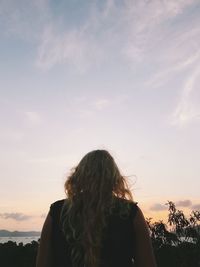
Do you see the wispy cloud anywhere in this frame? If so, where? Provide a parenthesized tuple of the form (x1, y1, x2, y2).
(123, 0, 197, 64)
(121, 0, 200, 127)
(176, 199, 192, 207)
(75, 95, 127, 118)
(0, 0, 50, 40)
(150, 203, 167, 211)
(150, 200, 194, 211)
(36, 26, 102, 72)
(171, 65, 200, 126)
(65, 95, 125, 119)
(0, 213, 31, 221)
(24, 111, 42, 126)
(145, 50, 200, 88)
(2, 0, 200, 127)
(74, 99, 110, 118)
(0, 130, 24, 141)
(192, 204, 200, 210)
(27, 155, 68, 165)
(93, 99, 110, 110)
(37, 0, 196, 70)
(2, 0, 199, 74)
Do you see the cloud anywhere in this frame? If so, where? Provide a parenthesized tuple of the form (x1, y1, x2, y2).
(93, 99, 110, 110)
(145, 50, 200, 88)
(0, 130, 24, 141)
(192, 204, 200, 210)
(38, 0, 193, 71)
(72, 95, 125, 118)
(64, 96, 112, 118)
(1, 0, 198, 73)
(123, 0, 197, 63)
(1, 0, 199, 107)
(150, 203, 167, 211)
(77, 109, 94, 119)
(27, 155, 68, 165)
(0, 0, 50, 40)
(24, 111, 42, 126)
(176, 199, 192, 207)
(0, 213, 31, 221)
(36, 25, 102, 72)
(1, 0, 200, 131)
(120, 1, 200, 127)
(171, 65, 200, 126)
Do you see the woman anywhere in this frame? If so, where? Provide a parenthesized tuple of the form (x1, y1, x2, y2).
(36, 150, 156, 267)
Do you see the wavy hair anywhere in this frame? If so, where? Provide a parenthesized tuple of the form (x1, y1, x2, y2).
(60, 149, 133, 267)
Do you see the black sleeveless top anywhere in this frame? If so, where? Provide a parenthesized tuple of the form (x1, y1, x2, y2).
(49, 198, 138, 267)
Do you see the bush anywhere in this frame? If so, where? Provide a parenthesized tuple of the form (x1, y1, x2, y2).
(147, 201, 200, 267)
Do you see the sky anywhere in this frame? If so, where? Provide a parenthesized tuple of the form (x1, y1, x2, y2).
(0, 0, 200, 231)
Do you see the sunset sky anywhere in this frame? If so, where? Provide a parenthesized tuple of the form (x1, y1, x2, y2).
(0, 0, 200, 231)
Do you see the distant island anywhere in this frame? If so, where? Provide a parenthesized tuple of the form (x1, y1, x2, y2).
(0, 230, 41, 237)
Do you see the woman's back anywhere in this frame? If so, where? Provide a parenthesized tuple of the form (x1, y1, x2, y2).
(50, 197, 138, 267)
(36, 150, 156, 267)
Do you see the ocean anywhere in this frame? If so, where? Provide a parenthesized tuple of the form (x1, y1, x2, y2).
(0, 236, 40, 245)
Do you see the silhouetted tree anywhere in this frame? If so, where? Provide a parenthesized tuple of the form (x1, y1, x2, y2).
(147, 201, 200, 267)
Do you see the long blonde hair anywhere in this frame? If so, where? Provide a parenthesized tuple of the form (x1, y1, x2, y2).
(60, 150, 133, 267)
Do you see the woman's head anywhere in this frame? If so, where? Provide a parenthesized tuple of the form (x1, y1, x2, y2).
(65, 149, 133, 202)
(61, 149, 133, 267)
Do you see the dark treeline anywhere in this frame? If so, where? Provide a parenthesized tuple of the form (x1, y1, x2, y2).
(0, 201, 199, 267)
(0, 240, 38, 267)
